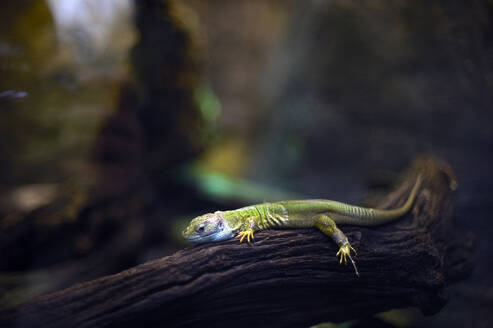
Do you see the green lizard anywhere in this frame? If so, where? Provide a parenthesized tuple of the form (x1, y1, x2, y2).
(182, 176, 422, 276)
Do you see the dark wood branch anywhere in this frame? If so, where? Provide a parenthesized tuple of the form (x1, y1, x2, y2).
(2, 156, 474, 328)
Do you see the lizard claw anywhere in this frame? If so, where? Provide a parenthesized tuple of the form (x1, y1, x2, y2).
(336, 242, 359, 277)
(236, 230, 255, 244)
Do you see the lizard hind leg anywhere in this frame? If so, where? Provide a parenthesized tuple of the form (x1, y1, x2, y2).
(314, 215, 359, 277)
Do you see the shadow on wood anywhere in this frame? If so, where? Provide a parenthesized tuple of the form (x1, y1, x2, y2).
(2, 156, 474, 328)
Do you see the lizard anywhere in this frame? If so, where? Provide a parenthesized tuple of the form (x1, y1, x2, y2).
(182, 175, 422, 276)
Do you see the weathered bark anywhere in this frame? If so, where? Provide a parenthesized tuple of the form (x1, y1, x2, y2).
(2, 156, 474, 328)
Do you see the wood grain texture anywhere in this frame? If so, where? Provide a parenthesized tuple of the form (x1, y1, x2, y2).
(2, 156, 474, 328)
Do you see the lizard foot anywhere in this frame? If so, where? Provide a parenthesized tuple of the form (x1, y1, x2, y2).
(336, 242, 359, 277)
(236, 229, 255, 243)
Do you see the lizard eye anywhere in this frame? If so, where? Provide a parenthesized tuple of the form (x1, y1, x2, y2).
(197, 225, 205, 233)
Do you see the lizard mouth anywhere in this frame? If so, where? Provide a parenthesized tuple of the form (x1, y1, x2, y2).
(183, 232, 216, 242)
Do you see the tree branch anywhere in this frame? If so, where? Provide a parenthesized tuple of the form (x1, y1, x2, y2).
(3, 156, 474, 328)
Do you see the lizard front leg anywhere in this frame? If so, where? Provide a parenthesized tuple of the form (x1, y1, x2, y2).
(236, 217, 256, 243)
(314, 214, 359, 277)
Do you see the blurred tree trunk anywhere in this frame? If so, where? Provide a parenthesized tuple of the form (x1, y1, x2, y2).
(0, 0, 205, 309)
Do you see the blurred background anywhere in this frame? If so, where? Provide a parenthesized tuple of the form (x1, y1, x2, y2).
(0, 0, 491, 327)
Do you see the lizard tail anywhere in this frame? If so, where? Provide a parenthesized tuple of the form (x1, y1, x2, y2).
(365, 174, 423, 224)
(330, 174, 423, 226)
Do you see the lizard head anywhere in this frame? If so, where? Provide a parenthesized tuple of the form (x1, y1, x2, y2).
(182, 211, 234, 243)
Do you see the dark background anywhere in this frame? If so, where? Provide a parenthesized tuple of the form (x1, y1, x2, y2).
(0, 0, 491, 327)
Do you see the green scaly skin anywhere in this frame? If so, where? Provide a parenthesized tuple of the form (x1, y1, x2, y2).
(183, 176, 422, 276)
